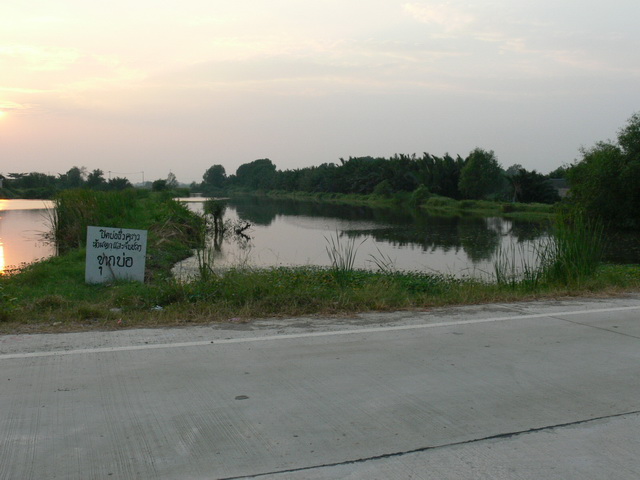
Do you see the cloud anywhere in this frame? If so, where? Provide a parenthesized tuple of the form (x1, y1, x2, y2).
(0, 45, 80, 72)
(403, 2, 475, 32)
(0, 101, 32, 111)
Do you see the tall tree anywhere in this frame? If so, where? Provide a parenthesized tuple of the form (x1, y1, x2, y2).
(86, 169, 106, 189)
(234, 159, 277, 190)
(568, 112, 640, 229)
(59, 166, 86, 189)
(507, 167, 560, 204)
(166, 172, 178, 189)
(202, 164, 227, 189)
(107, 177, 133, 191)
(458, 148, 503, 199)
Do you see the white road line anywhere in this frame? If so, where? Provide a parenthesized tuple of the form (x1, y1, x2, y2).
(1, 305, 638, 360)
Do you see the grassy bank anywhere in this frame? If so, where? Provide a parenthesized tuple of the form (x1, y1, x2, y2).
(261, 190, 555, 221)
(1, 191, 638, 334)
(1, 258, 639, 334)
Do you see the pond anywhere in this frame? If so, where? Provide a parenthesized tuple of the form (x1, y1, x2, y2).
(0, 199, 55, 274)
(3, 196, 637, 279)
(173, 197, 553, 280)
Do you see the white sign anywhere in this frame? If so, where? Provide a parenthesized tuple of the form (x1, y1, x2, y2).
(85, 226, 147, 283)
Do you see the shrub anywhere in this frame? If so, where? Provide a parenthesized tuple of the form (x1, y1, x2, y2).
(425, 196, 456, 208)
(410, 185, 431, 206)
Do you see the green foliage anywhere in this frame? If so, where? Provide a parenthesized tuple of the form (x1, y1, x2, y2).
(225, 152, 466, 201)
(0, 283, 17, 322)
(58, 166, 86, 189)
(233, 158, 277, 190)
(493, 213, 605, 289)
(86, 169, 107, 189)
(458, 148, 503, 199)
(324, 232, 366, 287)
(52, 189, 140, 252)
(493, 245, 539, 290)
(568, 112, 640, 230)
(540, 213, 605, 285)
(425, 196, 457, 208)
(373, 179, 394, 198)
(409, 185, 431, 207)
(152, 179, 168, 191)
(107, 177, 133, 191)
(50, 189, 203, 275)
(202, 164, 227, 189)
(507, 168, 560, 204)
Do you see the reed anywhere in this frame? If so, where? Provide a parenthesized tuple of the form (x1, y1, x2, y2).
(540, 213, 605, 285)
(493, 242, 544, 290)
(493, 213, 605, 288)
(324, 232, 366, 286)
(50, 189, 140, 253)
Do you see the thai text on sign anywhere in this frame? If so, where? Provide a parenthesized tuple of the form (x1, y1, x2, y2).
(85, 226, 147, 283)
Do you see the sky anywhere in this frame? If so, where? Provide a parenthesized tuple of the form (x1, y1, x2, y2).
(1, 0, 639, 184)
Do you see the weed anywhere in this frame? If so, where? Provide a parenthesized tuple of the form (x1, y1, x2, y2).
(539, 213, 605, 285)
(493, 242, 544, 290)
(324, 232, 366, 287)
(76, 305, 106, 320)
(33, 295, 67, 311)
(367, 246, 396, 274)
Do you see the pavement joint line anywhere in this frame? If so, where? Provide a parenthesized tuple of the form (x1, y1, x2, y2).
(549, 315, 640, 339)
(1, 305, 639, 361)
(220, 410, 640, 480)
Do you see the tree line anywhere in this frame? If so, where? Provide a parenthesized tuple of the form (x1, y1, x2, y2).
(0, 168, 134, 199)
(3, 112, 638, 230)
(198, 148, 562, 204)
(197, 111, 640, 230)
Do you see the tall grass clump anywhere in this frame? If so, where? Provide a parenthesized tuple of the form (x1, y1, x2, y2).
(50, 189, 140, 253)
(0, 283, 17, 322)
(494, 213, 605, 289)
(539, 213, 605, 285)
(493, 242, 544, 290)
(324, 232, 366, 287)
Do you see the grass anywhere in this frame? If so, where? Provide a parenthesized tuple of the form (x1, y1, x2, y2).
(0, 191, 638, 334)
(493, 212, 607, 290)
(2, 258, 639, 334)
(324, 232, 367, 287)
(263, 190, 555, 221)
(539, 213, 605, 285)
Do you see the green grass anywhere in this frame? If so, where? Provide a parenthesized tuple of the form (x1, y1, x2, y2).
(324, 232, 367, 287)
(0, 191, 637, 333)
(2, 256, 639, 333)
(262, 190, 555, 221)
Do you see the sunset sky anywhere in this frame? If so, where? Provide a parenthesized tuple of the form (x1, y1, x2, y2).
(2, 1, 639, 184)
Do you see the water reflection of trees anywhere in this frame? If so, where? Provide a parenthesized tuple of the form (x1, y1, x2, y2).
(227, 197, 550, 264)
(228, 197, 415, 226)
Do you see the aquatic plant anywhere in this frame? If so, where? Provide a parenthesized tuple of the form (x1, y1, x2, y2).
(324, 232, 366, 287)
(539, 212, 605, 285)
(494, 212, 605, 288)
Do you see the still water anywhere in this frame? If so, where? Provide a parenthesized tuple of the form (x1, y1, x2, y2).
(5, 197, 636, 279)
(174, 197, 551, 279)
(0, 199, 55, 273)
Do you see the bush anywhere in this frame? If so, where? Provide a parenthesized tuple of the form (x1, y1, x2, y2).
(568, 112, 640, 230)
(410, 185, 431, 206)
(373, 180, 394, 198)
(458, 200, 476, 210)
(425, 196, 456, 208)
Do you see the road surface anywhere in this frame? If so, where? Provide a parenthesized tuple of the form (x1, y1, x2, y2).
(1, 295, 640, 479)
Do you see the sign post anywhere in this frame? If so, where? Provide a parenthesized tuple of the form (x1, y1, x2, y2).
(85, 226, 147, 284)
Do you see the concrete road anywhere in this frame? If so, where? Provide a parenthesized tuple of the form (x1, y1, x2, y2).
(1, 295, 639, 479)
